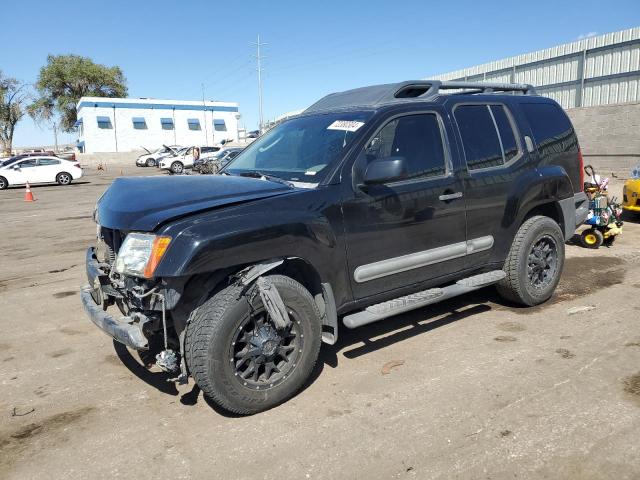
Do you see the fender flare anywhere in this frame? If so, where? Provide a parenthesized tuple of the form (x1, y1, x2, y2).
(235, 258, 339, 345)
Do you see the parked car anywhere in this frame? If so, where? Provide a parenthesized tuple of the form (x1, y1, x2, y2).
(136, 145, 182, 167)
(81, 80, 587, 414)
(246, 130, 260, 138)
(56, 150, 77, 162)
(0, 156, 83, 189)
(158, 146, 220, 174)
(192, 147, 244, 173)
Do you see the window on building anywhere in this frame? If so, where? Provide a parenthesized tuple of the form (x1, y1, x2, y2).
(362, 113, 446, 180)
(187, 118, 201, 131)
(213, 119, 227, 132)
(97, 116, 113, 129)
(132, 117, 147, 130)
(455, 105, 504, 170)
(160, 118, 174, 130)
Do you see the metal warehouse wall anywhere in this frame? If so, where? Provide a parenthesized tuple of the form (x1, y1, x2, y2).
(431, 27, 640, 109)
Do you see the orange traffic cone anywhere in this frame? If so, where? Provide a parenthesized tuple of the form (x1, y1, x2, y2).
(24, 182, 35, 202)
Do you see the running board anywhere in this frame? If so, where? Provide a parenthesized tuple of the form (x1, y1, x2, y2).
(343, 270, 506, 329)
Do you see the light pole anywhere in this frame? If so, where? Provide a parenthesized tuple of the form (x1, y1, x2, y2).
(235, 113, 241, 143)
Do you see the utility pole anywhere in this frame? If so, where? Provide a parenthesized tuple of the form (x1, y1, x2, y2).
(252, 34, 267, 133)
(202, 83, 210, 146)
(53, 121, 58, 152)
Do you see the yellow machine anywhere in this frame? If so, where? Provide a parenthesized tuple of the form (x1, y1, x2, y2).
(623, 178, 640, 215)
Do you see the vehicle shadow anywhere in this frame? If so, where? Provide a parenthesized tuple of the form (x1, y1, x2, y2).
(5, 181, 91, 189)
(110, 288, 504, 417)
(318, 289, 495, 369)
(112, 339, 179, 396)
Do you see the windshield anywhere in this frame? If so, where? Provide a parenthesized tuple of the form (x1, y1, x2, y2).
(1, 157, 22, 168)
(225, 111, 373, 183)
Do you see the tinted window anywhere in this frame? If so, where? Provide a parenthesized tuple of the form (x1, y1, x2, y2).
(521, 103, 577, 152)
(18, 159, 38, 168)
(364, 114, 446, 180)
(490, 105, 519, 162)
(455, 105, 503, 170)
(213, 119, 227, 132)
(188, 119, 201, 131)
(160, 118, 174, 130)
(38, 158, 60, 166)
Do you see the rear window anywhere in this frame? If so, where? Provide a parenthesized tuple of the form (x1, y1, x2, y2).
(521, 103, 578, 153)
(455, 105, 504, 170)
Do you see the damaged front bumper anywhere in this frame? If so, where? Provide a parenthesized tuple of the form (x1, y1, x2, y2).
(80, 285, 149, 350)
(81, 247, 150, 350)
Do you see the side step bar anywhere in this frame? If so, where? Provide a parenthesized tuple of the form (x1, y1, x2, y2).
(343, 270, 506, 329)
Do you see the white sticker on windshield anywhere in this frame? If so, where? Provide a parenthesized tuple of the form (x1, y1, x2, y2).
(327, 120, 365, 132)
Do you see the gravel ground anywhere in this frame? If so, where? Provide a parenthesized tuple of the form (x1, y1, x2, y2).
(1, 165, 639, 479)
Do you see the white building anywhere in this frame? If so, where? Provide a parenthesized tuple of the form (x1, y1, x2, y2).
(75, 97, 241, 153)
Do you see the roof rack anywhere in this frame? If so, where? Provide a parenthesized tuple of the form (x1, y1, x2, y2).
(305, 80, 537, 113)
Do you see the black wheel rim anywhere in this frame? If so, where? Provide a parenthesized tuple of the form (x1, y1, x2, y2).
(527, 234, 558, 289)
(229, 308, 302, 391)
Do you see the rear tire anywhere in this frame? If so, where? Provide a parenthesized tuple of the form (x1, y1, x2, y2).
(56, 172, 72, 185)
(0, 176, 7, 190)
(170, 161, 184, 174)
(497, 215, 565, 306)
(580, 228, 604, 249)
(185, 275, 322, 415)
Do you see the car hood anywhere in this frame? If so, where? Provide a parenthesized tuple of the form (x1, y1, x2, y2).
(96, 175, 294, 231)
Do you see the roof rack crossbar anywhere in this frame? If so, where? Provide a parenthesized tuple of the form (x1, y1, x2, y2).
(436, 80, 537, 95)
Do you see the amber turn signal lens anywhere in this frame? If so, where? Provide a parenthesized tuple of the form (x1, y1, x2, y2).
(143, 236, 172, 278)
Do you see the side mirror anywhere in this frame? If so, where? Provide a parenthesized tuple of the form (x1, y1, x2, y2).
(363, 156, 407, 185)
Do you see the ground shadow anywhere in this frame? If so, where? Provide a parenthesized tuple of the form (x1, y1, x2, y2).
(6, 181, 91, 190)
(112, 340, 179, 396)
(319, 290, 497, 369)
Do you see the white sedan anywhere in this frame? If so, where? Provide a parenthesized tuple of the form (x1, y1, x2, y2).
(0, 156, 83, 189)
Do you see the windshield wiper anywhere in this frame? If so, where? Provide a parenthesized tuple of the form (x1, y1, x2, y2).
(238, 170, 293, 187)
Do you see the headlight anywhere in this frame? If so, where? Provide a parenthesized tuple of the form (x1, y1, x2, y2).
(114, 233, 171, 278)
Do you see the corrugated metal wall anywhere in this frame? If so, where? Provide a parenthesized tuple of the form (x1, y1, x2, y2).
(430, 27, 640, 108)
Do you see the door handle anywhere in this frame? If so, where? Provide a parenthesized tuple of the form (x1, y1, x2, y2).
(439, 191, 463, 201)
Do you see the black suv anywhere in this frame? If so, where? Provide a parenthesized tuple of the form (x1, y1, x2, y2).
(82, 80, 588, 414)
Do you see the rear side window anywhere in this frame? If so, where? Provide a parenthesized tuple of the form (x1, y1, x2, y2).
(455, 105, 504, 170)
(38, 158, 60, 166)
(490, 105, 518, 162)
(364, 113, 446, 179)
(521, 103, 578, 153)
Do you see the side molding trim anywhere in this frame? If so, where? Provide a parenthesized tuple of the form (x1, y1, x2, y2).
(353, 235, 494, 283)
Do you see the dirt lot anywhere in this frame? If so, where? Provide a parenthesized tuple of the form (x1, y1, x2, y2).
(1, 166, 639, 479)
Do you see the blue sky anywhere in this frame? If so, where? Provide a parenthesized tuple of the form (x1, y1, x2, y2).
(2, 0, 638, 147)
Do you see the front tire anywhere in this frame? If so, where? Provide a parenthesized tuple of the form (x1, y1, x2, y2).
(56, 172, 72, 185)
(185, 275, 322, 414)
(497, 215, 565, 306)
(146, 158, 156, 167)
(170, 161, 184, 174)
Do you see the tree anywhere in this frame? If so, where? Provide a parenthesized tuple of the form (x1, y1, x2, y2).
(0, 71, 29, 155)
(30, 54, 127, 132)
